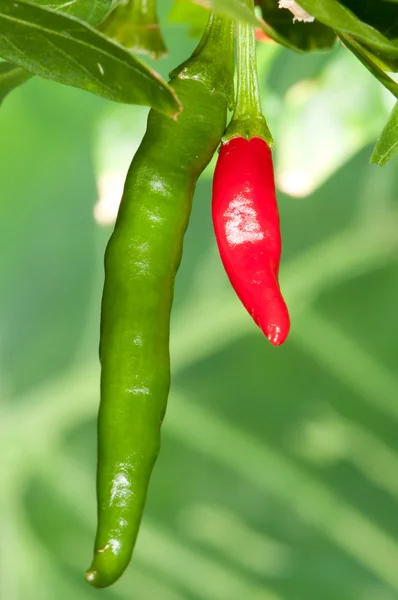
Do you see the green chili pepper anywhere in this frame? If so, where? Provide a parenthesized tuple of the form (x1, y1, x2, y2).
(85, 13, 234, 589)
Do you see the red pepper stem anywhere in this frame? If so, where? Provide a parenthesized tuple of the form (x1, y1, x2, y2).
(224, 0, 274, 145)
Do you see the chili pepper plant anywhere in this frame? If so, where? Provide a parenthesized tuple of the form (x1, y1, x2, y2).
(0, 0, 397, 592)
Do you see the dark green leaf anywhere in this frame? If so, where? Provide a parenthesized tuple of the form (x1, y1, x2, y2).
(0, 0, 180, 116)
(258, 0, 336, 52)
(335, 1, 398, 72)
(0, 0, 119, 108)
(0, 61, 33, 104)
(99, 0, 167, 59)
(298, 0, 398, 57)
(339, 33, 398, 99)
(30, 0, 114, 26)
(371, 102, 398, 165)
(361, 45, 398, 73)
(338, 0, 398, 42)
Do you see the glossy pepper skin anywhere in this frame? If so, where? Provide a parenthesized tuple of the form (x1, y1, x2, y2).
(86, 15, 234, 589)
(212, 136, 290, 345)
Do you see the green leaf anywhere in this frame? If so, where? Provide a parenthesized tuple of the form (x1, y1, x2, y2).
(99, 0, 167, 59)
(0, 0, 180, 116)
(339, 0, 398, 71)
(361, 45, 398, 73)
(258, 0, 336, 52)
(339, 33, 398, 99)
(339, 0, 398, 42)
(0, 61, 33, 104)
(371, 102, 398, 165)
(0, 0, 117, 108)
(298, 0, 398, 57)
(30, 0, 114, 26)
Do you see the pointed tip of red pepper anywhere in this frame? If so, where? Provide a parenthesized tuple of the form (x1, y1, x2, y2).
(266, 321, 290, 346)
(258, 296, 290, 346)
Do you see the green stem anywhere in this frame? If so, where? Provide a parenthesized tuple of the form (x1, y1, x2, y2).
(225, 0, 274, 144)
(170, 13, 235, 104)
(234, 0, 262, 119)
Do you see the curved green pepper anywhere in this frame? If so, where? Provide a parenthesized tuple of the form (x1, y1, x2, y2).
(86, 13, 234, 589)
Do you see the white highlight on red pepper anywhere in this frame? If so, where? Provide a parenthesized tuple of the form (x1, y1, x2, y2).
(224, 195, 264, 246)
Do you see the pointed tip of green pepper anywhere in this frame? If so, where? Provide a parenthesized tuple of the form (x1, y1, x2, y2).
(85, 548, 129, 588)
(85, 569, 100, 587)
(85, 532, 134, 587)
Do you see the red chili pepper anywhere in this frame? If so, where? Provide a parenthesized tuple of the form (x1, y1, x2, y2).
(212, 136, 290, 346)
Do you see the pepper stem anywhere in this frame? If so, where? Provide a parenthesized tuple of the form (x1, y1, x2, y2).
(169, 13, 235, 105)
(224, 0, 274, 144)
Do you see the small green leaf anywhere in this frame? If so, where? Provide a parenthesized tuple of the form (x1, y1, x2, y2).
(339, 33, 398, 99)
(371, 102, 398, 165)
(99, 0, 167, 59)
(298, 0, 398, 57)
(0, 0, 180, 116)
(30, 0, 114, 26)
(0, 61, 33, 104)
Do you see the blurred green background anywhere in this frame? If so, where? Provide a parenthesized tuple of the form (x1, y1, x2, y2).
(1, 3, 398, 599)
